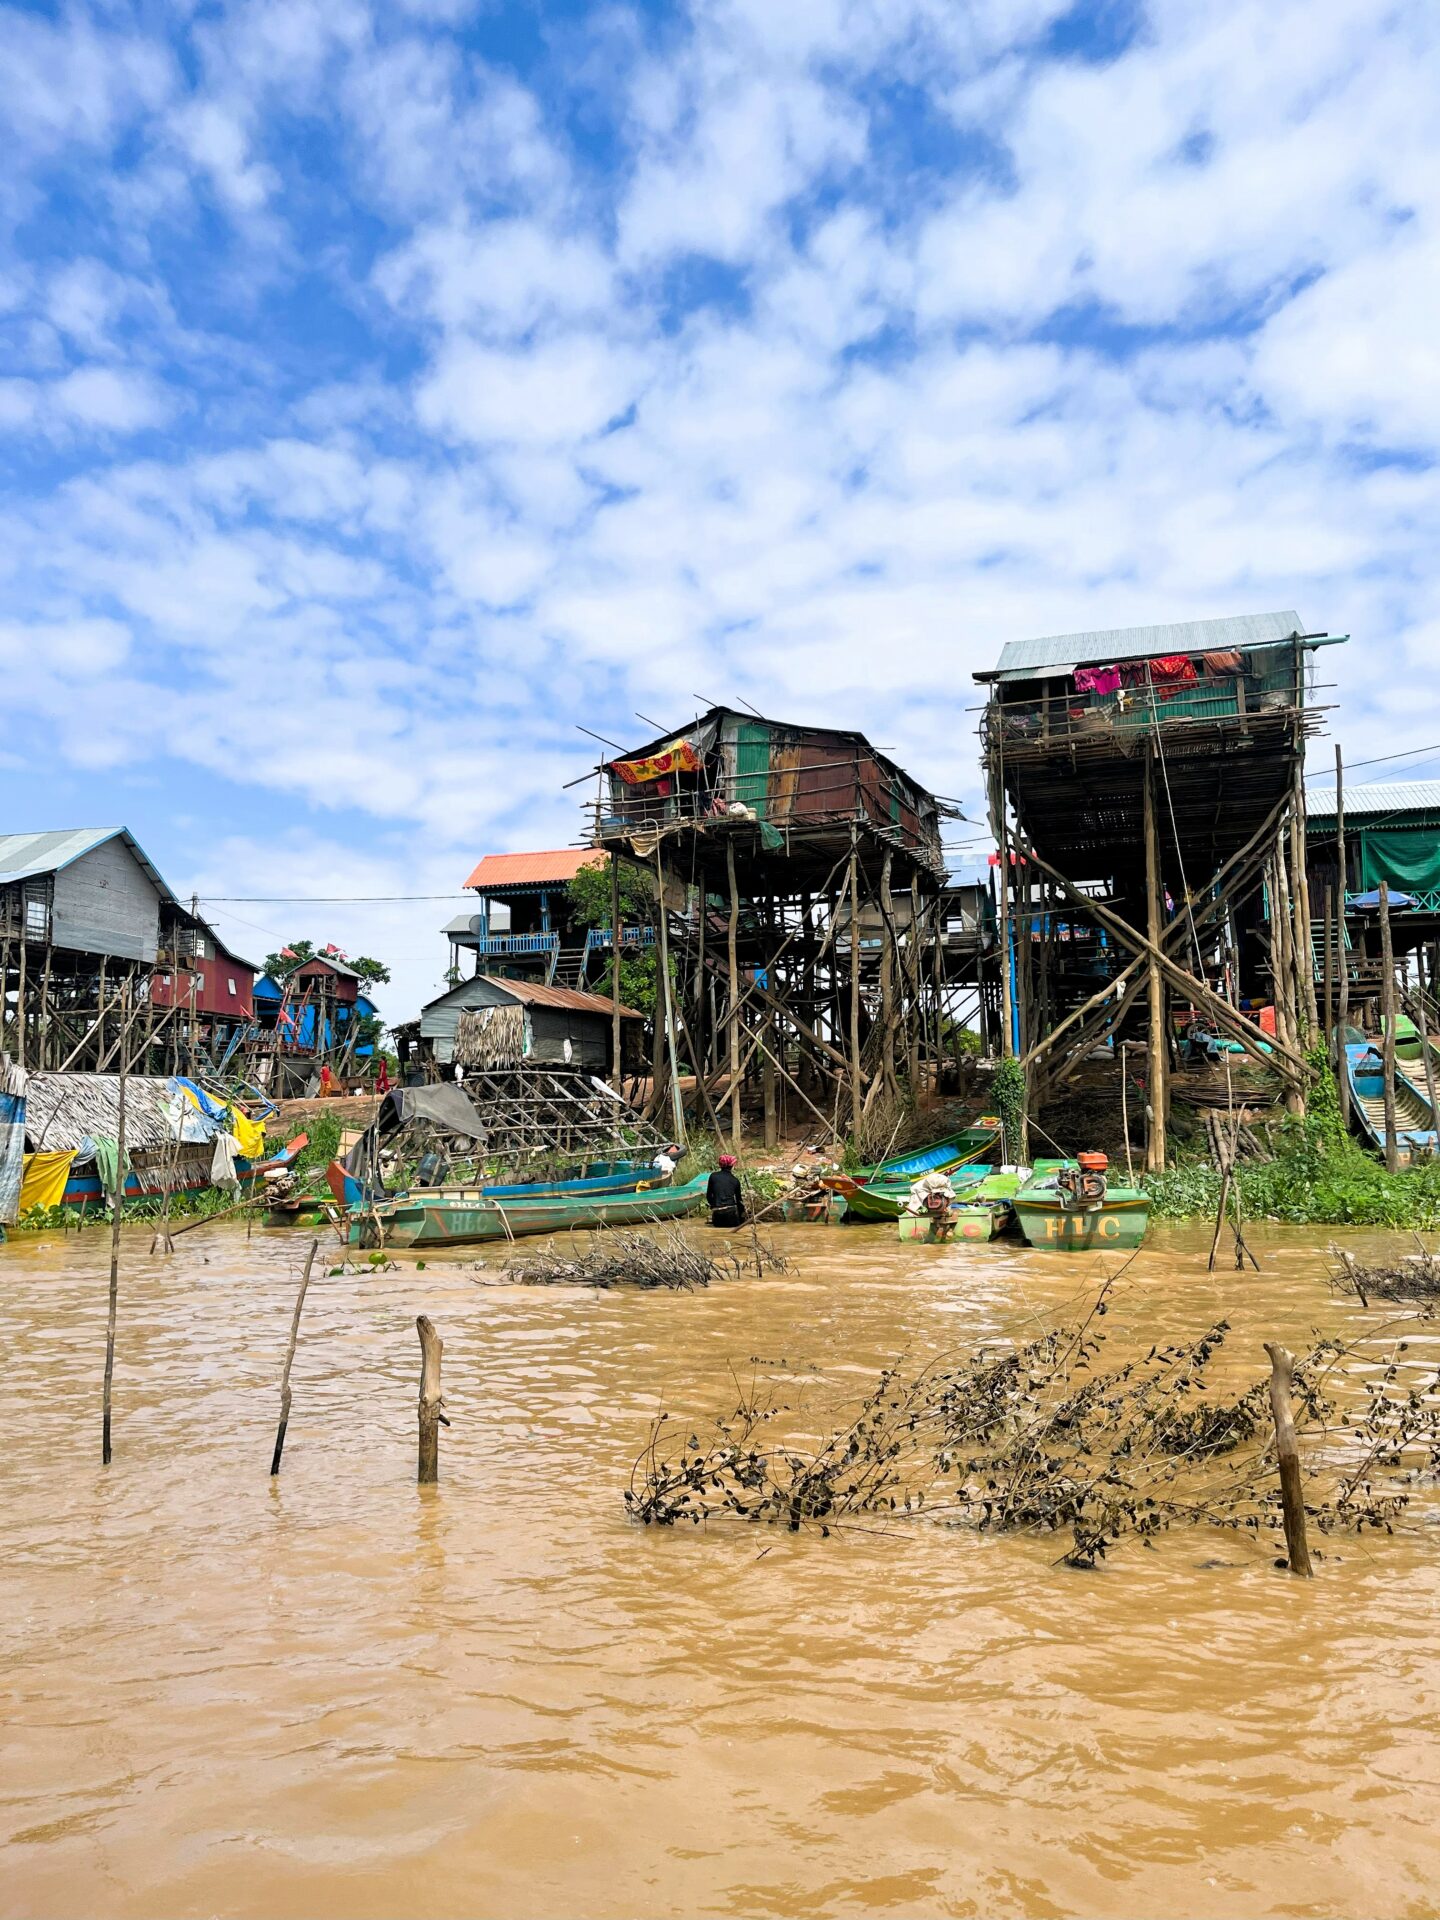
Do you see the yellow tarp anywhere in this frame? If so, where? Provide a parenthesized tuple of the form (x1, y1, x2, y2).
(176, 1086, 267, 1163)
(20, 1150, 76, 1213)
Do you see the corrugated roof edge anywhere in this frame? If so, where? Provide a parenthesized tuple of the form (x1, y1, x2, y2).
(0, 825, 179, 902)
(1306, 781, 1440, 817)
(974, 611, 1313, 682)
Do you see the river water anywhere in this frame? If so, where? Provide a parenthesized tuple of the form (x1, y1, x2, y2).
(4, 1217, 1439, 1919)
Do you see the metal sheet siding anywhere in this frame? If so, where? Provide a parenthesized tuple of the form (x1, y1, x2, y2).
(985, 610, 1305, 681)
(50, 836, 162, 961)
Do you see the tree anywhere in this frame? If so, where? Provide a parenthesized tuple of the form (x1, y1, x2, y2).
(262, 938, 392, 988)
(566, 860, 655, 932)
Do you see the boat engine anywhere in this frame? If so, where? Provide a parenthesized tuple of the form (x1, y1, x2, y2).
(1057, 1152, 1108, 1209)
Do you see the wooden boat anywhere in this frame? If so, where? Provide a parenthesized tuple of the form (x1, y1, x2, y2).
(1345, 1042, 1438, 1166)
(1013, 1159, 1150, 1250)
(819, 1121, 1001, 1204)
(833, 1161, 990, 1223)
(897, 1169, 1025, 1242)
(53, 1132, 308, 1216)
(325, 1155, 653, 1213)
(350, 1172, 710, 1249)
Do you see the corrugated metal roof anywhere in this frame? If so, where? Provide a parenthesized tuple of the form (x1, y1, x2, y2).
(488, 977, 643, 1019)
(1306, 781, 1440, 818)
(977, 611, 1307, 683)
(464, 849, 603, 890)
(0, 826, 177, 900)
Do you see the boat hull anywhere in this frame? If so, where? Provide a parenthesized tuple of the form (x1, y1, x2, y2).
(356, 1173, 709, 1248)
(819, 1123, 1001, 1198)
(897, 1203, 1008, 1242)
(1013, 1192, 1150, 1249)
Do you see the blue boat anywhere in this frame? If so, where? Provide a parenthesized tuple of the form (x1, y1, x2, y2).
(1345, 1042, 1438, 1165)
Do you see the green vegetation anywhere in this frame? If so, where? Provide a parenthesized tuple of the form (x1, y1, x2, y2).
(992, 1056, 1026, 1161)
(12, 1184, 242, 1234)
(262, 938, 392, 987)
(566, 863, 662, 1021)
(1146, 1048, 1440, 1227)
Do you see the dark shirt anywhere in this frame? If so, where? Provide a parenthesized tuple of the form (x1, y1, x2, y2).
(706, 1168, 746, 1224)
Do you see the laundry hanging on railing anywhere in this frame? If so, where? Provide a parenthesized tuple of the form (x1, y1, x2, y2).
(609, 740, 701, 785)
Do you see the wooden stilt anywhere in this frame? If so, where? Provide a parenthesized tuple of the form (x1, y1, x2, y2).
(1379, 881, 1400, 1172)
(1322, 883, 1335, 1067)
(848, 829, 862, 1135)
(1143, 748, 1167, 1171)
(610, 850, 622, 1084)
(1335, 746, 1350, 1124)
(726, 835, 742, 1147)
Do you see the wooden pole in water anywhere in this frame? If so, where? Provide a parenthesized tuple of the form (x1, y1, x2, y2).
(1379, 881, 1400, 1173)
(416, 1314, 444, 1484)
(726, 834, 742, 1148)
(1335, 746, 1350, 1123)
(1143, 747, 1167, 1171)
(1263, 1341, 1313, 1577)
(102, 979, 130, 1466)
(270, 1237, 319, 1475)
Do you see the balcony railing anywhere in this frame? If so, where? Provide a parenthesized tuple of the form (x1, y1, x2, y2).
(585, 927, 657, 950)
(984, 664, 1303, 751)
(470, 932, 558, 957)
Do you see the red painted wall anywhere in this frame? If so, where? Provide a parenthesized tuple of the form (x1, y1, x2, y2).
(152, 956, 255, 1018)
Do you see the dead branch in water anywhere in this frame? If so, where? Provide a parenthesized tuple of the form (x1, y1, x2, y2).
(1330, 1243, 1440, 1306)
(497, 1226, 790, 1292)
(625, 1284, 1440, 1568)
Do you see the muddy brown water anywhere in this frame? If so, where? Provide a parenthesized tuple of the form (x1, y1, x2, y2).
(4, 1218, 1440, 1919)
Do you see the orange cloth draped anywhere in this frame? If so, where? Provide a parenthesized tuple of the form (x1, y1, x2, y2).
(610, 741, 701, 785)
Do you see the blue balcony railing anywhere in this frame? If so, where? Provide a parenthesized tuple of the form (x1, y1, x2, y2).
(471, 932, 558, 957)
(585, 927, 657, 950)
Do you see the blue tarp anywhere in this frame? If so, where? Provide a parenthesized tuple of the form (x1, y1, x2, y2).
(1350, 889, 1416, 910)
(0, 1058, 25, 1225)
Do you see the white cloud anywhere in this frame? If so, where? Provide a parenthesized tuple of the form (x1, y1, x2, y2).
(415, 335, 646, 446)
(50, 365, 173, 432)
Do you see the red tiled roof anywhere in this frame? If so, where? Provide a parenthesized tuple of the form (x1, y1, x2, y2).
(463, 848, 602, 890)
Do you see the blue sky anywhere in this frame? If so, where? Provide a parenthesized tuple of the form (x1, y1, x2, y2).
(3, 0, 1437, 1020)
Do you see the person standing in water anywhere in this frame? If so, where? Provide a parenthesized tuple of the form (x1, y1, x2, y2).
(706, 1153, 746, 1227)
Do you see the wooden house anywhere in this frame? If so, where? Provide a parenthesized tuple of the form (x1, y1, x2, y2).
(150, 908, 257, 1051)
(419, 975, 642, 1076)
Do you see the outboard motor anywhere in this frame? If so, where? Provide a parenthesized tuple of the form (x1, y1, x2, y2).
(1058, 1151, 1108, 1209)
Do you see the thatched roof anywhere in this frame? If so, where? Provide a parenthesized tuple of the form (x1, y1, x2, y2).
(24, 1073, 192, 1151)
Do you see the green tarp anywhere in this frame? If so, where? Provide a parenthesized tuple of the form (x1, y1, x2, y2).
(1358, 827, 1440, 896)
(733, 721, 770, 818)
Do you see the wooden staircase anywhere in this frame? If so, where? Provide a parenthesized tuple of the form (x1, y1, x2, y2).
(548, 946, 588, 990)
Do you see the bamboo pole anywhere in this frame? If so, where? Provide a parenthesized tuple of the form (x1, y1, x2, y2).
(990, 760, 1014, 1060)
(1335, 745, 1350, 1123)
(1414, 974, 1439, 1144)
(102, 979, 130, 1467)
(1143, 748, 1167, 1170)
(878, 848, 896, 1099)
(848, 829, 862, 1135)
(1379, 881, 1400, 1173)
(726, 835, 742, 1147)
(1291, 770, 1318, 1038)
(270, 1238, 319, 1475)
(610, 851, 622, 1085)
(1323, 883, 1335, 1069)
(416, 1314, 445, 1485)
(1263, 1342, 1313, 1577)
(652, 844, 686, 1144)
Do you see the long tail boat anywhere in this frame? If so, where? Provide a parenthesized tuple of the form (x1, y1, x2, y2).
(325, 1155, 655, 1213)
(897, 1168, 1026, 1241)
(349, 1171, 710, 1249)
(820, 1120, 1002, 1214)
(840, 1162, 991, 1224)
(1012, 1157, 1150, 1250)
(1345, 1042, 1438, 1166)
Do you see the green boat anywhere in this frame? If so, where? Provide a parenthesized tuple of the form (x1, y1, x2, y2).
(1012, 1162, 1150, 1250)
(839, 1162, 990, 1223)
(820, 1121, 1000, 1206)
(897, 1169, 1026, 1242)
(351, 1172, 710, 1249)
